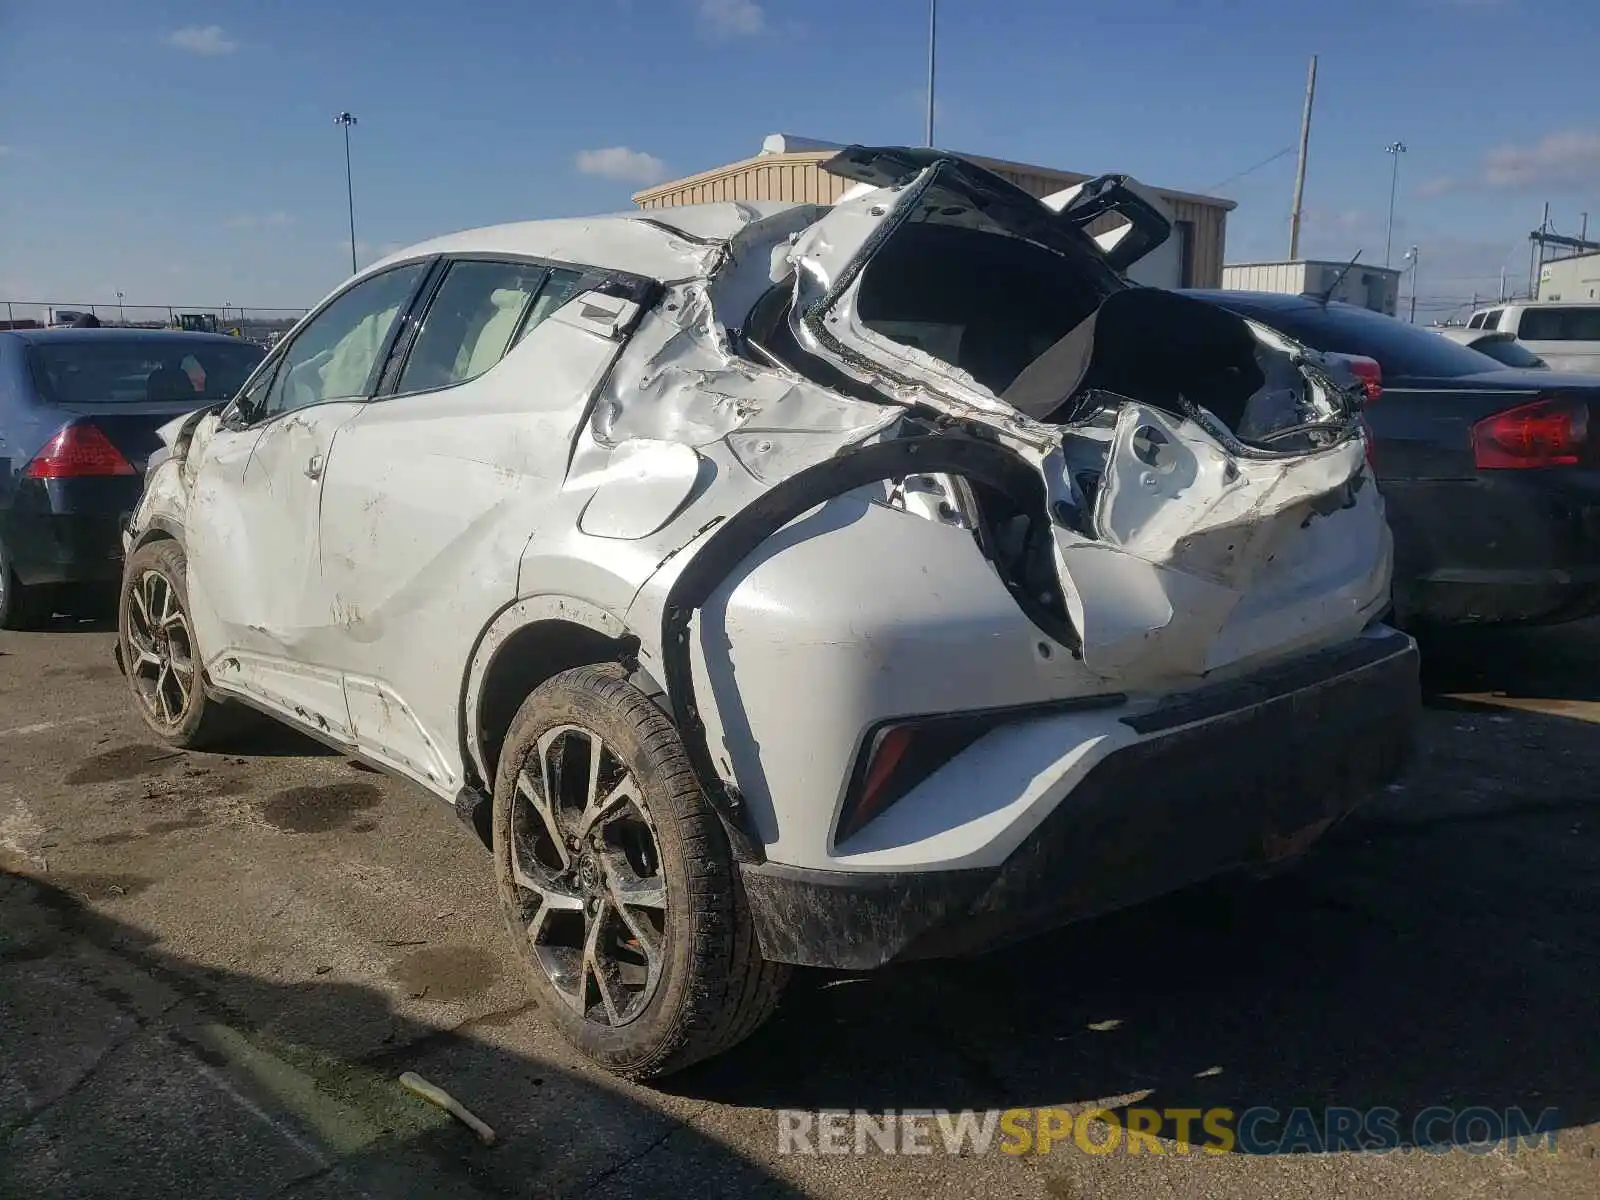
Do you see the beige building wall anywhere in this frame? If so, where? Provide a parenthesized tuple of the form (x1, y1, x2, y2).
(633, 149, 1235, 288)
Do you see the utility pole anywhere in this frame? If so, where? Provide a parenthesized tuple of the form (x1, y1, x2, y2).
(1404, 245, 1420, 323)
(1384, 141, 1407, 267)
(335, 112, 359, 275)
(1287, 54, 1317, 260)
(1530, 202, 1549, 297)
(925, 0, 937, 148)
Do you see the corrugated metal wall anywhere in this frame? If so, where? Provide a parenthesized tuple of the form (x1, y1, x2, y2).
(635, 153, 1232, 288)
(1221, 263, 1311, 295)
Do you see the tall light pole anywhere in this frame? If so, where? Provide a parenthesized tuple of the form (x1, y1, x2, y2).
(1384, 140, 1407, 267)
(335, 112, 359, 274)
(115, 291, 125, 324)
(925, 0, 937, 147)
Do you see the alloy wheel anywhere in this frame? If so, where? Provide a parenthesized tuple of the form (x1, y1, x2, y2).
(125, 569, 197, 729)
(507, 725, 669, 1027)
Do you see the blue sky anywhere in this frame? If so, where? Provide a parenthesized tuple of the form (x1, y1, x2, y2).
(2, 0, 1597, 320)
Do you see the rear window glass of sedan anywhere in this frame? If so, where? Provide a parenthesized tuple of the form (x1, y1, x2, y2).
(1472, 338, 1547, 369)
(29, 338, 266, 405)
(1516, 306, 1600, 341)
(1211, 300, 1502, 379)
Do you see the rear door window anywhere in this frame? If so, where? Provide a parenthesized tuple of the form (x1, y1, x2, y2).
(1516, 306, 1600, 341)
(396, 262, 586, 394)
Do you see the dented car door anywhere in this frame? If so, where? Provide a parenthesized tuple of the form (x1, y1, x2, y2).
(185, 262, 430, 740)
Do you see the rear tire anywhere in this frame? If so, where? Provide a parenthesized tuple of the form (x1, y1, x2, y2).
(0, 540, 48, 631)
(118, 539, 238, 748)
(492, 665, 788, 1079)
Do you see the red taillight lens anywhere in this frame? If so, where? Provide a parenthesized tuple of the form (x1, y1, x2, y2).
(1345, 355, 1383, 404)
(1472, 397, 1590, 469)
(836, 726, 917, 843)
(23, 421, 136, 478)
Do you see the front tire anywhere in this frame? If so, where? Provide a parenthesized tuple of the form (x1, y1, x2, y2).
(118, 539, 235, 747)
(492, 665, 788, 1079)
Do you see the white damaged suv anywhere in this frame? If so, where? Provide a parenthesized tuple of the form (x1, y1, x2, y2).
(117, 147, 1417, 1078)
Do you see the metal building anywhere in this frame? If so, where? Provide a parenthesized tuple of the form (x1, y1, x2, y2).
(1221, 260, 1402, 316)
(632, 134, 1236, 290)
(1538, 251, 1600, 301)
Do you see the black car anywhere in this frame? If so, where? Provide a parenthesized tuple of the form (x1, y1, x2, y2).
(1184, 291, 1600, 626)
(0, 329, 265, 627)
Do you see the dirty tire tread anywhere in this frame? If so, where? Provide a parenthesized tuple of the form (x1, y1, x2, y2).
(118, 539, 244, 750)
(493, 664, 788, 1079)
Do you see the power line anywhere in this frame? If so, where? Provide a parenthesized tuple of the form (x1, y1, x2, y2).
(1206, 146, 1297, 194)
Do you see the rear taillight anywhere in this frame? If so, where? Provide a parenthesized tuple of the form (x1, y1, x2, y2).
(1472, 397, 1590, 469)
(835, 720, 987, 843)
(23, 421, 136, 478)
(1345, 355, 1383, 404)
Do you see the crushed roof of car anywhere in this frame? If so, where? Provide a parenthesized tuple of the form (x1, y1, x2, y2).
(368, 201, 809, 282)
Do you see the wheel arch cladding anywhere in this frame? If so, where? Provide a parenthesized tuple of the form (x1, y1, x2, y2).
(471, 617, 639, 788)
(130, 517, 183, 553)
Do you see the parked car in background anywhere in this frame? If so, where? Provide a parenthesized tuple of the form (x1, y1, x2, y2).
(0, 328, 265, 627)
(118, 148, 1415, 1079)
(1188, 291, 1600, 626)
(1433, 326, 1549, 369)
(1461, 302, 1600, 373)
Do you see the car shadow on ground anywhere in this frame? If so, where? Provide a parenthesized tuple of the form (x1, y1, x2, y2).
(668, 622, 1600, 1153)
(1, 867, 805, 1199)
(29, 587, 119, 633)
(1416, 616, 1600, 707)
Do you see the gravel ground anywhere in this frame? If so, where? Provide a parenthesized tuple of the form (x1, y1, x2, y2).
(2, 605, 1597, 1199)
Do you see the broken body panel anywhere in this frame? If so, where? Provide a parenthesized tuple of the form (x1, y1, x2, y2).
(128, 148, 1402, 908)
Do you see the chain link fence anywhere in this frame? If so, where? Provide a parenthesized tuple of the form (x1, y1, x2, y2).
(1, 300, 308, 345)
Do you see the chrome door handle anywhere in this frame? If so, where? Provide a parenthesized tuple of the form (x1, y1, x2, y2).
(305, 453, 324, 480)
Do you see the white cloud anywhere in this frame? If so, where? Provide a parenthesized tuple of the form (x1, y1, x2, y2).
(1416, 175, 1459, 198)
(224, 211, 294, 230)
(165, 26, 238, 56)
(696, 0, 765, 38)
(575, 146, 670, 185)
(0, 145, 11, 157)
(1484, 129, 1600, 190)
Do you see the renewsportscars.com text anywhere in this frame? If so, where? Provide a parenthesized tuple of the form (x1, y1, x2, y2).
(777, 1106, 1562, 1157)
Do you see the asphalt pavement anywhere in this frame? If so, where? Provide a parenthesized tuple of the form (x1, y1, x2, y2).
(3, 604, 1598, 1199)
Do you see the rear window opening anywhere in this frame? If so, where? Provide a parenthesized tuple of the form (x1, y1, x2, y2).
(29, 339, 266, 406)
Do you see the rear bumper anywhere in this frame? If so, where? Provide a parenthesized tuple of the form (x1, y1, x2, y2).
(1, 510, 126, 586)
(1383, 474, 1600, 625)
(739, 628, 1419, 970)
(1, 477, 143, 586)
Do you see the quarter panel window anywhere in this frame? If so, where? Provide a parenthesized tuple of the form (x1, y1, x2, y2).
(256, 264, 427, 421)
